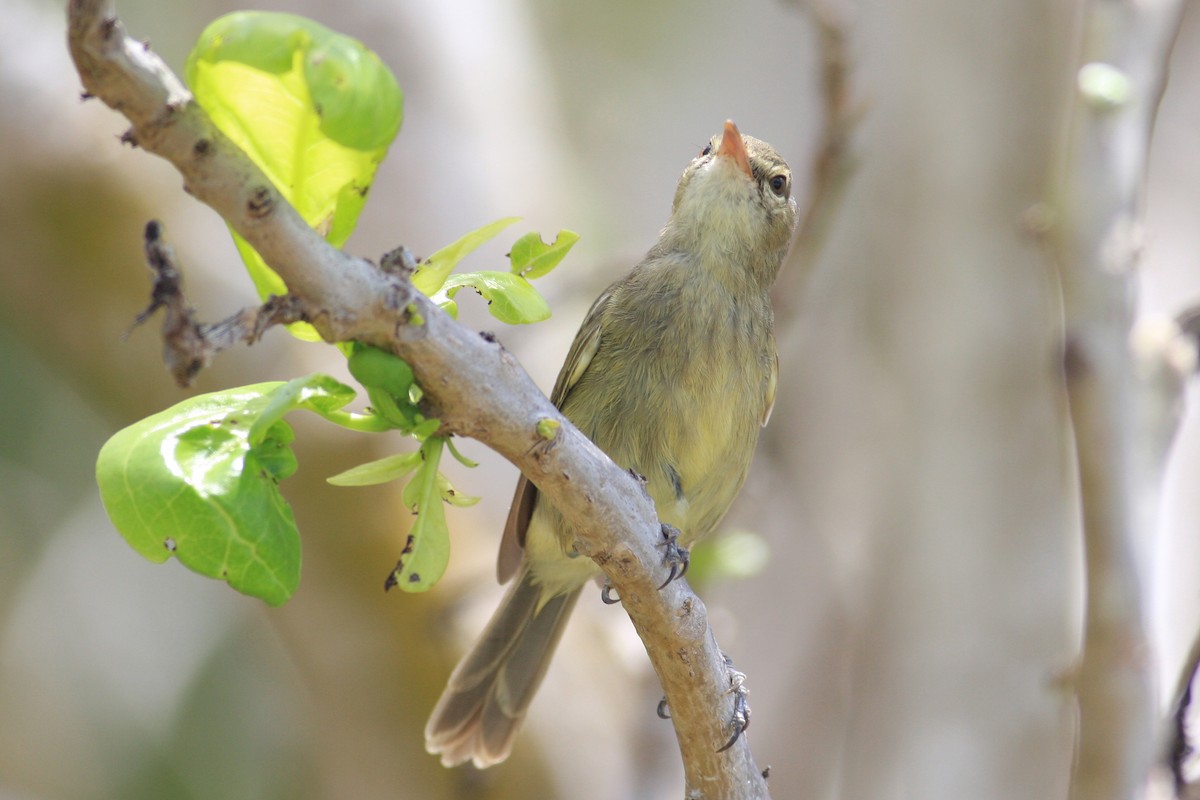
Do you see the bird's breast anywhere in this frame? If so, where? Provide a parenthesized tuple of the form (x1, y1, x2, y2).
(562, 262, 774, 540)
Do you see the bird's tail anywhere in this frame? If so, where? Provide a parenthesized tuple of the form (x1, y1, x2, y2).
(424, 568, 581, 768)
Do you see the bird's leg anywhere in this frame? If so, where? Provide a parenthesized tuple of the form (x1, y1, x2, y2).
(716, 653, 751, 752)
(656, 523, 690, 589)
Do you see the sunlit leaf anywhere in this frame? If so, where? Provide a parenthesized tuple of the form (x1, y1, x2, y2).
(185, 11, 404, 341)
(386, 438, 450, 591)
(508, 229, 579, 280)
(436, 472, 480, 507)
(326, 450, 424, 486)
(96, 376, 358, 605)
(412, 217, 521, 296)
(434, 271, 550, 325)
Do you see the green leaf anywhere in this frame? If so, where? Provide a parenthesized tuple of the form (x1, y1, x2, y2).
(327, 450, 424, 486)
(386, 438, 450, 592)
(412, 217, 521, 296)
(410, 417, 441, 439)
(95, 376, 358, 605)
(248, 372, 358, 442)
(346, 343, 414, 399)
(434, 271, 551, 325)
(435, 296, 459, 319)
(346, 343, 423, 431)
(436, 472, 480, 507)
(445, 438, 478, 468)
(185, 12, 403, 340)
(508, 229, 580, 280)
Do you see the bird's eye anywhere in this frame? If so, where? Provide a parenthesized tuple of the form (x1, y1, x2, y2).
(699, 143, 713, 157)
(768, 173, 789, 196)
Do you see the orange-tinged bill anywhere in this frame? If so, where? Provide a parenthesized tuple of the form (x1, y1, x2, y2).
(717, 120, 752, 178)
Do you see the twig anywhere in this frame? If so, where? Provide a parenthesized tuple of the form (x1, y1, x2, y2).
(1041, 1, 1188, 799)
(133, 220, 307, 386)
(66, 1, 769, 795)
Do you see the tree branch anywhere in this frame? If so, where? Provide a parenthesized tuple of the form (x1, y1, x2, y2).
(1042, 1, 1187, 798)
(67, 0, 770, 795)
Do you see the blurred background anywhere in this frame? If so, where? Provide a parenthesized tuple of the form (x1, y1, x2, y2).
(2, 0, 1199, 798)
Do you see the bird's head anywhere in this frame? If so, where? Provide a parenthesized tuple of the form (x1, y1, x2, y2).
(664, 121, 798, 287)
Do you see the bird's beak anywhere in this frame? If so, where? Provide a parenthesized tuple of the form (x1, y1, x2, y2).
(717, 120, 752, 179)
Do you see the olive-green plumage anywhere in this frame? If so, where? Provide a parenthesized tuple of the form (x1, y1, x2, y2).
(426, 123, 798, 768)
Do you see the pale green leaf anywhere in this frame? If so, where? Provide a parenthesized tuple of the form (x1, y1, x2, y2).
(412, 217, 521, 296)
(436, 473, 480, 507)
(96, 376, 358, 605)
(509, 229, 580, 280)
(387, 438, 450, 591)
(185, 11, 403, 340)
(326, 450, 424, 486)
(434, 271, 551, 325)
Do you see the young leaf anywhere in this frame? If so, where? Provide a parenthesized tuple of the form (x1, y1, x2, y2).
(445, 438, 479, 468)
(185, 12, 404, 341)
(346, 343, 422, 431)
(386, 438, 450, 592)
(327, 450, 424, 486)
(434, 296, 460, 320)
(95, 376, 358, 605)
(346, 343, 415, 399)
(434, 271, 551, 325)
(508, 229, 580, 280)
(412, 217, 521, 296)
(436, 472, 480, 507)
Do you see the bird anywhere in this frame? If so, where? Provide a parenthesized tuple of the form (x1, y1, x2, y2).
(425, 121, 798, 768)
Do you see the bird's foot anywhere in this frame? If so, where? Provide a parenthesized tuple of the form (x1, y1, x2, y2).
(717, 654, 751, 752)
(600, 580, 621, 605)
(654, 654, 751, 752)
(656, 524, 690, 589)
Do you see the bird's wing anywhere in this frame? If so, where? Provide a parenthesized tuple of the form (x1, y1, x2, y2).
(496, 287, 613, 583)
(762, 344, 778, 427)
(547, 287, 610, 407)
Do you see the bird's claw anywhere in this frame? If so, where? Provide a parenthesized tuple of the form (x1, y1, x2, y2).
(716, 654, 751, 753)
(656, 524, 690, 590)
(600, 581, 621, 605)
(657, 698, 671, 719)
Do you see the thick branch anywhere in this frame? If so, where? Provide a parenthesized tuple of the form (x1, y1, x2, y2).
(1044, 1, 1187, 798)
(67, 1, 769, 795)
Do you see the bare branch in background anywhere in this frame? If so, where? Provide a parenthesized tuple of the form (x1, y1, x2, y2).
(1167, 628, 1200, 798)
(67, 0, 773, 795)
(1042, 1, 1188, 798)
(1153, 301, 1200, 798)
(776, 0, 861, 317)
